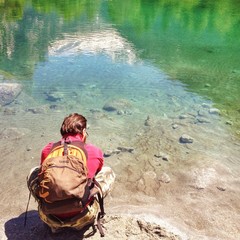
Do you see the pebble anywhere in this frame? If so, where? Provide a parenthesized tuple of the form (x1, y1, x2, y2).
(104, 149, 121, 157)
(26, 107, 46, 114)
(154, 152, 170, 161)
(197, 109, 208, 117)
(44, 92, 62, 102)
(225, 121, 233, 125)
(144, 116, 151, 126)
(179, 114, 188, 119)
(172, 124, 178, 129)
(179, 134, 194, 143)
(104, 147, 133, 157)
(209, 108, 220, 115)
(117, 146, 134, 153)
(195, 117, 211, 124)
(217, 185, 227, 191)
(159, 173, 171, 183)
(117, 109, 132, 115)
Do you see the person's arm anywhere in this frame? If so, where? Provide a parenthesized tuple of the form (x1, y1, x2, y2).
(85, 144, 104, 179)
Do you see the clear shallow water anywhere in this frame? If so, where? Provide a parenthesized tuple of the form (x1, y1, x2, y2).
(0, 0, 239, 183)
(0, 1, 239, 170)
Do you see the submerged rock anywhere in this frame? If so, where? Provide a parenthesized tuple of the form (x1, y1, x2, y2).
(195, 117, 211, 124)
(190, 168, 217, 190)
(179, 114, 188, 119)
(216, 185, 227, 191)
(44, 91, 63, 102)
(179, 134, 194, 143)
(172, 124, 179, 129)
(144, 115, 151, 126)
(103, 103, 117, 112)
(104, 146, 134, 157)
(0, 83, 22, 106)
(209, 108, 220, 115)
(26, 106, 47, 114)
(104, 149, 121, 157)
(103, 99, 132, 113)
(117, 146, 134, 153)
(159, 173, 171, 183)
(154, 152, 170, 161)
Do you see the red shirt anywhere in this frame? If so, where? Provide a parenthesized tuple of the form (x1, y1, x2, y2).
(41, 133, 104, 179)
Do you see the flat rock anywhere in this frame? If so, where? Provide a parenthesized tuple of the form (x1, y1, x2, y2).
(190, 168, 217, 189)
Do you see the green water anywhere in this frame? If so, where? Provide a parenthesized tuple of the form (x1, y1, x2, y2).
(0, 0, 240, 134)
(106, 0, 240, 133)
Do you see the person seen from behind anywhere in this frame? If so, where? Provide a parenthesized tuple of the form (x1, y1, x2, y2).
(27, 113, 115, 235)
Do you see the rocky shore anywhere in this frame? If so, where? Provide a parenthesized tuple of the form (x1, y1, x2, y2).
(1, 213, 182, 240)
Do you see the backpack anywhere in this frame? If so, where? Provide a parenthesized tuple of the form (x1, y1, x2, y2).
(37, 140, 90, 209)
(34, 139, 105, 236)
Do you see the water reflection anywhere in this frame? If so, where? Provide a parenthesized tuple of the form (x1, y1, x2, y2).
(49, 30, 136, 64)
(106, 0, 240, 133)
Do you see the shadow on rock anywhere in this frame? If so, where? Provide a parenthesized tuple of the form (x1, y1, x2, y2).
(4, 210, 96, 240)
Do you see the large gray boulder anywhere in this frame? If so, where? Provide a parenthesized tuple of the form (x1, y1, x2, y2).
(0, 83, 22, 106)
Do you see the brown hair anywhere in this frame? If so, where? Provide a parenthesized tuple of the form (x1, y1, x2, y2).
(60, 113, 87, 136)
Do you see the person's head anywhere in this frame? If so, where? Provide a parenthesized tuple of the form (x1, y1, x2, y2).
(60, 113, 87, 140)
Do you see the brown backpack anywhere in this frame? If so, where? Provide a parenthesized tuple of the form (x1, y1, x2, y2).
(26, 140, 105, 236)
(37, 140, 91, 214)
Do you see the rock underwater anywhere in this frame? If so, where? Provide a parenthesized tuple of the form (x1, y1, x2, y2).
(0, 83, 22, 106)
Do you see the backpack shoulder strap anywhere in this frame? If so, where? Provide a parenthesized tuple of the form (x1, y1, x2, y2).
(70, 141, 88, 159)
